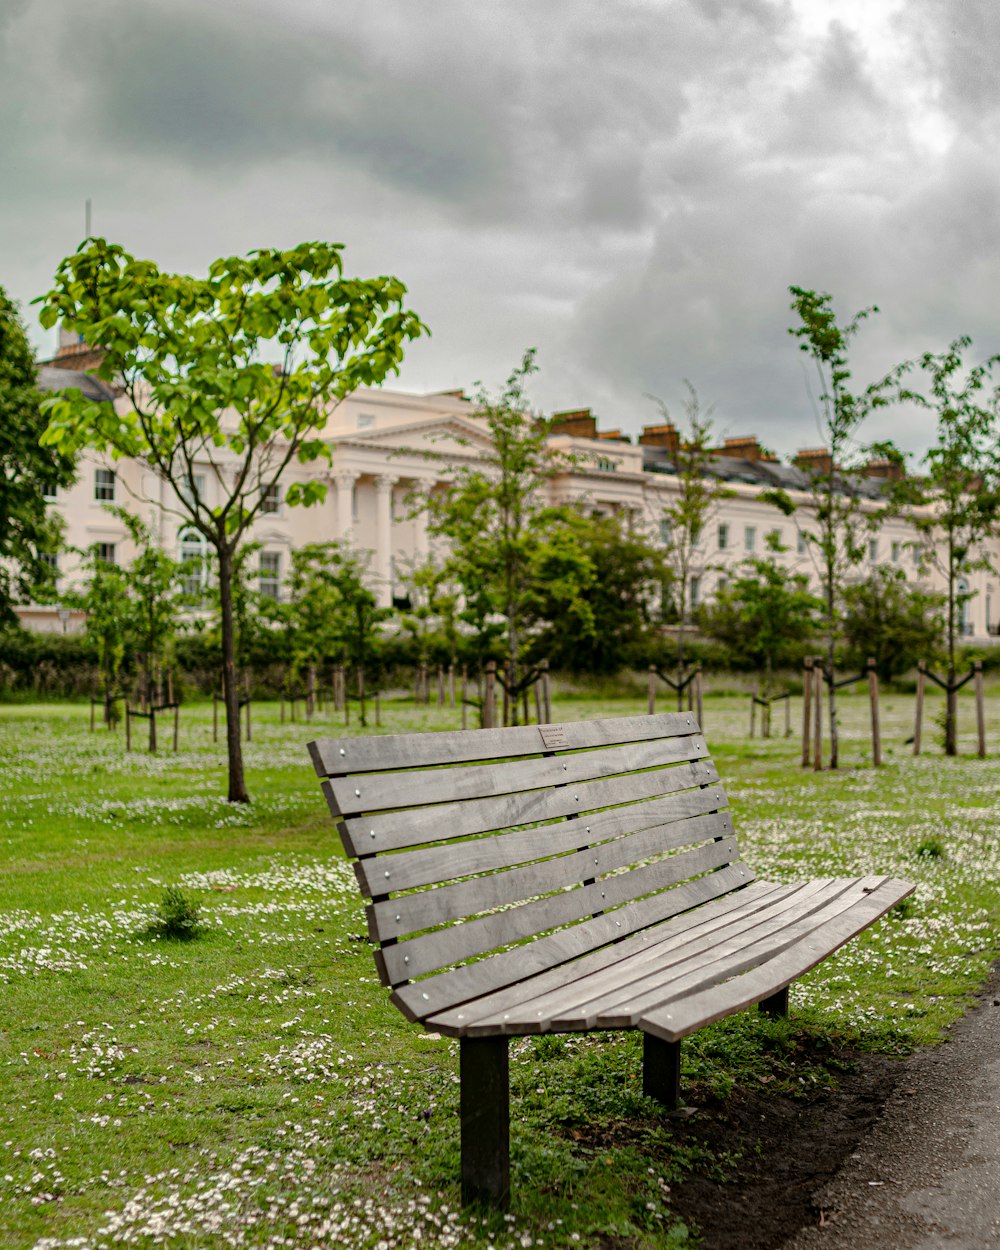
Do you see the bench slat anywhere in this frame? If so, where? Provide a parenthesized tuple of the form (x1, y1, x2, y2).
(427, 880, 795, 1035)
(392, 860, 754, 1020)
(354, 787, 730, 897)
(640, 877, 915, 1042)
(459, 879, 838, 1036)
(309, 712, 702, 777)
(587, 876, 892, 1030)
(368, 809, 733, 940)
(327, 735, 708, 815)
(337, 759, 722, 856)
(379, 836, 741, 984)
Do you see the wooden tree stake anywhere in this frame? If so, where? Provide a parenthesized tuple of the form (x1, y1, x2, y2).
(694, 666, 704, 731)
(483, 661, 497, 729)
(813, 663, 823, 771)
(867, 657, 881, 767)
(914, 660, 925, 756)
(801, 657, 813, 767)
(647, 665, 656, 716)
(975, 660, 986, 758)
(461, 665, 468, 730)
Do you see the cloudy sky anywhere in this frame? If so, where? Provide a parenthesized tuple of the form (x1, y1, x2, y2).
(2, 0, 998, 460)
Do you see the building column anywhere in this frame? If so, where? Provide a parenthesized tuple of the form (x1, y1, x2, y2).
(374, 474, 398, 607)
(334, 471, 358, 542)
(412, 480, 432, 562)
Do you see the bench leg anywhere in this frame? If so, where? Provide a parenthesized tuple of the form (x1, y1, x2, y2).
(760, 986, 789, 1017)
(460, 1036, 510, 1207)
(642, 1033, 681, 1110)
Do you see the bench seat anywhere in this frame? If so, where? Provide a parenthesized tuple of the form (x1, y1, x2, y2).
(310, 712, 912, 1206)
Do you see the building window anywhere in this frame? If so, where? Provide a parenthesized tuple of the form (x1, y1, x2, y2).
(96, 542, 116, 565)
(690, 576, 701, 608)
(259, 551, 281, 600)
(869, 539, 878, 562)
(744, 525, 756, 552)
(179, 530, 208, 598)
(261, 483, 281, 515)
(180, 473, 206, 509)
(659, 518, 672, 545)
(797, 530, 808, 555)
(94, 468, 116, 502)
(596, 457, 618, 472)
(39, 552, 58, 574)
(42, 481, 59, 502)
(717, 523, 729, 550)
(766, 527, 783, 549)
(891, 541, 901, 563)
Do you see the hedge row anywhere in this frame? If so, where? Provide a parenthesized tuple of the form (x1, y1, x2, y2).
(1, 626, 997, 700)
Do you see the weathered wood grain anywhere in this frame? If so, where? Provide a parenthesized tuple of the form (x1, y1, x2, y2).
(425, 880, 788, 1034)
(336, 760, 723, 856)
(354, 786, 730, 897)
(378, 836, 739, 983)
(640, 877, 915, 1042)
(460, 879, 836, 1036)
(309, 712, 701, 777)
(326, 734, 708, 814)
(367, 809, 732, 940)
(589, 876, 892, 1030)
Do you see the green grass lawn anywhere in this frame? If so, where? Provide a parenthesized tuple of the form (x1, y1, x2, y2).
(1, 686, 998, 1249)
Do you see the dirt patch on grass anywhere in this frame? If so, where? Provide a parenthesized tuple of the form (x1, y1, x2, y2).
(662, 1046, 903, 1249)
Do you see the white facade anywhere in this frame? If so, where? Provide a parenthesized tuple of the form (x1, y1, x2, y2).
(25, 380, 1000, 643)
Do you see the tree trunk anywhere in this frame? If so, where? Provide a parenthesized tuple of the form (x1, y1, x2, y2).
(218, 543, 250, 803)
(826, 576, 839, 770)
(945, 541, 957, 756)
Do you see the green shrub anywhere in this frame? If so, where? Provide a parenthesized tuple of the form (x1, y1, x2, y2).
(144, 887, 203, 940)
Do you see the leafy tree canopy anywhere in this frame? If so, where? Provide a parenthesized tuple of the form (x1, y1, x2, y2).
(37, 238, 425, 800)
(841, 566, 945, 682)
(0, 288, 75, 622)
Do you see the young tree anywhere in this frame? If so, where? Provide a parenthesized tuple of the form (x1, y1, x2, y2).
(283, 542, 353, 706)
(841, 567, 945, 683)
(117, 510, 185, 725)
(428, 350, 575, 719)
(781, 286, 897, 767)
(701, 539, 821, 692)
(327, 547, 389, 728)
(883, 337, 1000, 751)
(39, 238, 426, 801)
(528, 510, 665, 674)
(0, 288, 75, 622)
(62, 544, 132, 723)
(646, 383, 732, 701)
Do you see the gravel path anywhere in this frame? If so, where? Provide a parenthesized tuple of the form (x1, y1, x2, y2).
(782, 967, 1000, 1250)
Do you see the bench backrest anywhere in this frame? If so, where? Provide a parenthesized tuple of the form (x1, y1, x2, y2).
(309, 713, 751, 1025)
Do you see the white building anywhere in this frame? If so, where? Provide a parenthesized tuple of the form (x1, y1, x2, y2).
(25, 348, 1000, 644)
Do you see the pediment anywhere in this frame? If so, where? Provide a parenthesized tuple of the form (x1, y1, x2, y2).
(336, 415, 495, 462)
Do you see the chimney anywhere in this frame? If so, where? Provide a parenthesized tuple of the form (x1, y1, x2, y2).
(597, 428, 631, 443)
(862, 458, 904, 481)
(43, 326, 106, 374)
(431, 389, 469, 401)
(794, 447, 834, 475)
(638, 422, 680, 453)
(715, 436, 764, 463)
(550, 408, 597, 438)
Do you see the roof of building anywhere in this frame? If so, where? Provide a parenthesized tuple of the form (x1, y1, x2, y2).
(37, 365, 117, 404)
(640, 444, 890, 499)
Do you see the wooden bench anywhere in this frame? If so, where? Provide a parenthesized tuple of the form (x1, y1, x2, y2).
(309, 713, 912, 1207)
